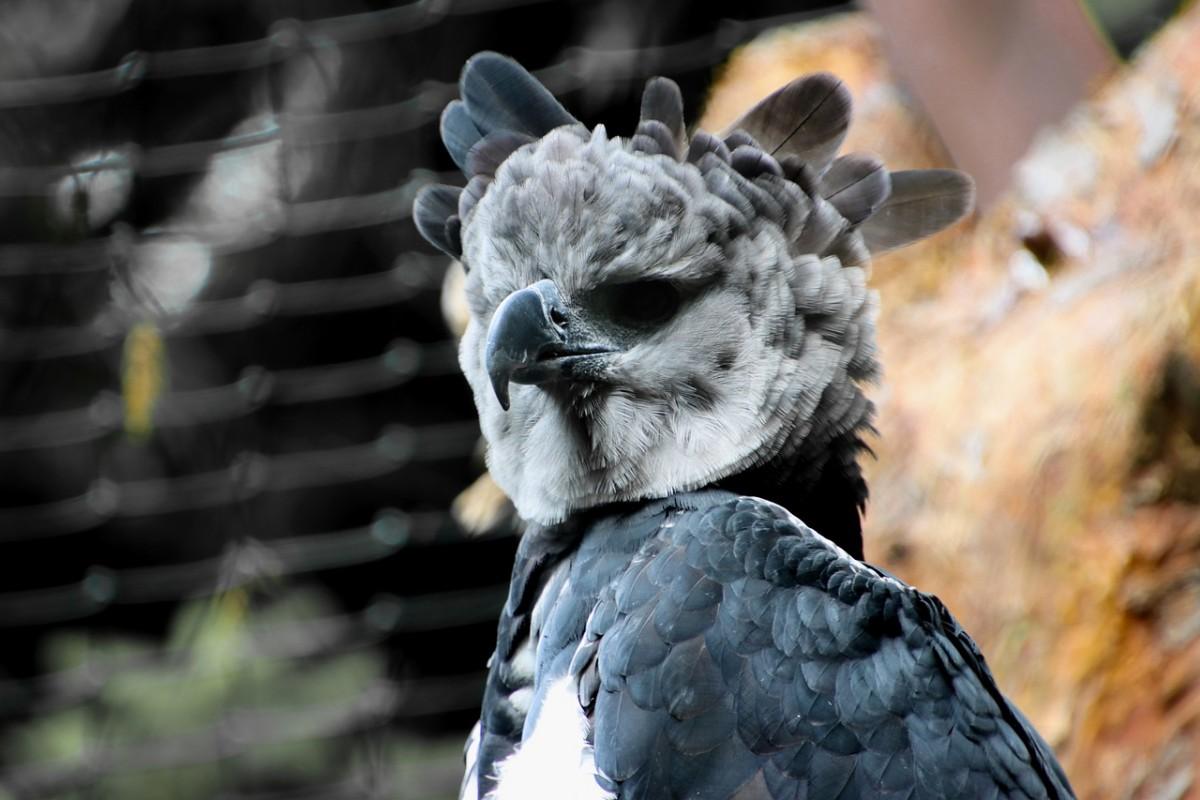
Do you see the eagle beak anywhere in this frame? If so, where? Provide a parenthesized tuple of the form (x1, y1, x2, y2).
(484, 279, 615, 411)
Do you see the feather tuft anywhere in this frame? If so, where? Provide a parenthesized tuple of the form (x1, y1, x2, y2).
(820, 154, 891, 225)
(413, 183, 463, 258)
(723, 130, 762, 152)
(467, 131, 535, 178)
(730, 145, 783, 180)
(686, 131, 731, 164)
(633, 120, 679, 159)
(460, 51, 578, 141)
(724, 73, 852, 175)
(639, 77, 685, 157)
(860, 169, 975, 252)
(459, 175, 493, 221)
(441, 100, 483, 172)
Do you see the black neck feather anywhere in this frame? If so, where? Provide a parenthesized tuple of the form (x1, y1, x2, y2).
(715, 430, 869, 560)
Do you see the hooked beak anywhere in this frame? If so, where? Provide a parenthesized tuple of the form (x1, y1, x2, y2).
(484, 279, 615, 410)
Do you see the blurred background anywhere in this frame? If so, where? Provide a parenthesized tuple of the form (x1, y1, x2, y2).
(0, 1, 1196, 798)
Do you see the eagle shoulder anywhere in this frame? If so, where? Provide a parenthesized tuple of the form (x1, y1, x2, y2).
(572, 496, 1074, 799)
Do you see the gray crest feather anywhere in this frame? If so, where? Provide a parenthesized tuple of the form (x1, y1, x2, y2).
(729, 145, 783, 180)
(725, 73, 851, 176)
(639, 77, 686, 157)
(723, 130, 762, 152)
(444, 215, 462, 257)
(413, 184, 463, 258)
(733, 170, 788, 226)
(756, 174, 812, 240)
(820, 154, 891, 224)
(859, 168, 975, 252)
(440, 100, 483, 172)
(791, 192, 846, 255)
(705, 155, 789, 227)
(778, 155, 820, 197)
(686, 131, 730, 164)
(459, 51, 578, 140)
(458, 175, 491, 221)
(466, 131, 534, 178)
(701, 161, 756, 227)
(632, 119, 681, 160)
(825, 230, 871, 268)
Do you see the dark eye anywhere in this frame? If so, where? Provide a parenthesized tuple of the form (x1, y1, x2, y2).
(597, 280, 681, 328)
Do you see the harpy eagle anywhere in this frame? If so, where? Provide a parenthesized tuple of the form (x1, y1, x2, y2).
(414, 52, 1075, 800)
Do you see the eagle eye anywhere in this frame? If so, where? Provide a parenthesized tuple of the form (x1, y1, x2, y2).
(598, 279, 681, 328)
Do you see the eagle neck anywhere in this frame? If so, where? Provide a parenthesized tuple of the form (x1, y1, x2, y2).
(715, 414, 871, 560)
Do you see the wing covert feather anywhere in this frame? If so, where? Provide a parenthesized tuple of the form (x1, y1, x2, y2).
(583, 497, 1073, 799)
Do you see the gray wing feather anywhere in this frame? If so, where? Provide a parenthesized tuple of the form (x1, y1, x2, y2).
(579, 497, 1074, 799)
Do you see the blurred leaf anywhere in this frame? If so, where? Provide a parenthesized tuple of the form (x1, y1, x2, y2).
(3, 585, 396, 799)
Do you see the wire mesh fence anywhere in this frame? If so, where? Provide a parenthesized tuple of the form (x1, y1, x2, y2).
(0, 0, 848, 796)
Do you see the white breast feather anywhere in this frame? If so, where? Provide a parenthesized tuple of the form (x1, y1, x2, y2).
(487, 676, 615, 800)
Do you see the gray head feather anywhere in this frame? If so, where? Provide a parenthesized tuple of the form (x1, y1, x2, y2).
(414, 53, 973, 524)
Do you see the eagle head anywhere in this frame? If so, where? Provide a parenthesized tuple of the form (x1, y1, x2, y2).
(414, 53, 972, 525)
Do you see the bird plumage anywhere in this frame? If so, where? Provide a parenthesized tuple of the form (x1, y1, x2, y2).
(471, 493, 1074, 799)
(414, 52, 1071, 799)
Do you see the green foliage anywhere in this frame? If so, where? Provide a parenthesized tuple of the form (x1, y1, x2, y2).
(1, 585, 432, 799)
